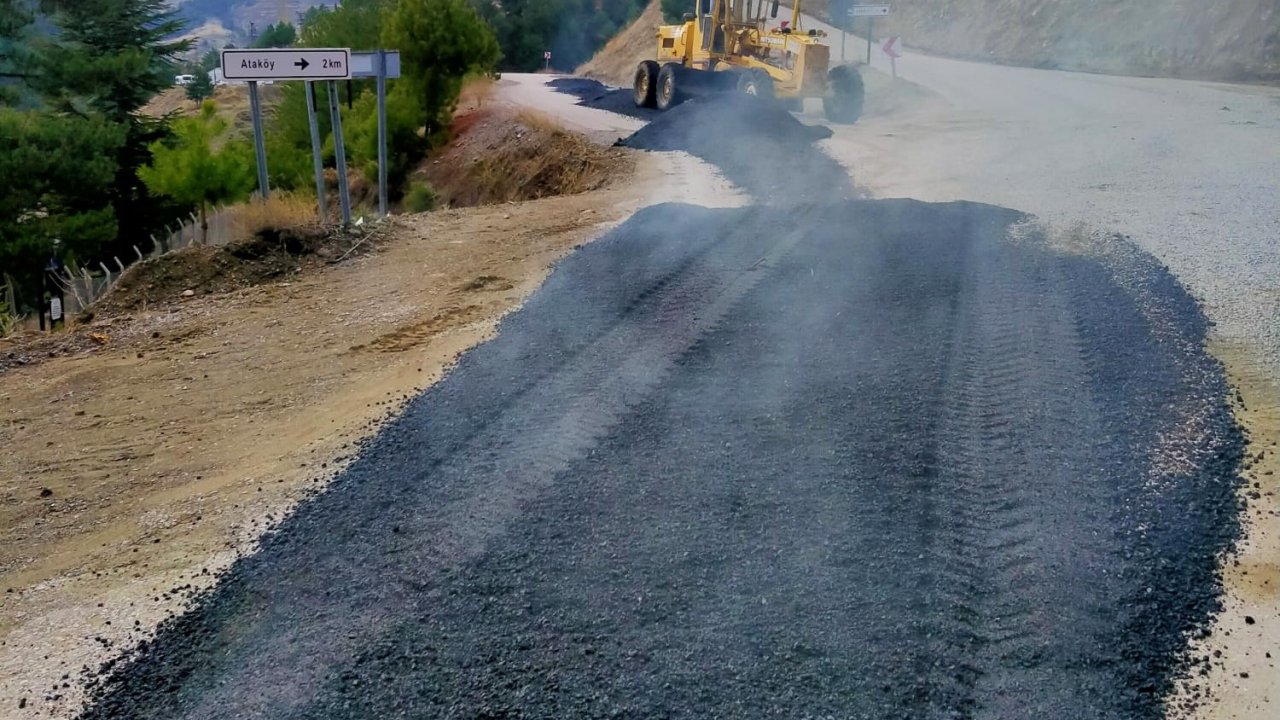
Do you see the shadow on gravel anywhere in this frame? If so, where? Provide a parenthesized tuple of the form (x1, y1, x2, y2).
(548, 77, 656, 121)
(80, 200, 1243, 720)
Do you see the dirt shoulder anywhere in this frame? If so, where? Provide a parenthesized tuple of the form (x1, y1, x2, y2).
(0, 149, 743, 718)
(1175, 341, 1280, 718)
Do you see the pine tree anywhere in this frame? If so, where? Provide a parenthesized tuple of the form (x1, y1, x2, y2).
(0, 0, 35, 105)
(185, 70, 213, 104)
(34, 0, 193, 261)
(0, 108, 125, 311)
(138, 101, 255, 243)
(386, 0, 500, 138)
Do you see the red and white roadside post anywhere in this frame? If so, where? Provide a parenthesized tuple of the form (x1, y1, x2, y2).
(882, 36, 902, 79)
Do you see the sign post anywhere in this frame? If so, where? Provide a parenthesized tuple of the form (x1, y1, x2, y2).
(304, 82, 326, 220)
(248, 81, 270, 199)
(544, 50, 552, 71)
(376, 49, 388, 218)
(830, 0, 850, 61)
(223, 48, 353, 207)
(350, 51, 400, 220)
(850, 5, 891, 65)
(327, 79, 353, 227)
(219, 48, 400, 225)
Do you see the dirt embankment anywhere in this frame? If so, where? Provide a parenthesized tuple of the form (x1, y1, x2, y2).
(576, 0, 662, 86)
(808, 0, 1279, 82)
(415, 105, 632, 208)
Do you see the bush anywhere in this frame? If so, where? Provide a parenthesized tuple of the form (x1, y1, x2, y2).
(403, 182, 437, 213)
(0, 297, 15, 337)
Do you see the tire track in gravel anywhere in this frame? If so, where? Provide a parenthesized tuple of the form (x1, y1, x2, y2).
(929, 227, 1126, 718)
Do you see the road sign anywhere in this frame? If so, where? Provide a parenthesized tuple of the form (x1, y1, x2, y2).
(544, 51, 552, 60)
(882, 35, 902, 59)
(350, 51, 401, 79)
(851, 4, 891, 16)
(221, 48, 351, 81)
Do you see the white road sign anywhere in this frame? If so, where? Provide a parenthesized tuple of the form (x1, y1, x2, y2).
(221, 48, 351, 81)
(851, 5, 891, 16)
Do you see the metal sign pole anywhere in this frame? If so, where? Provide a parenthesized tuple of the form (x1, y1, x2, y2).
(376, 49, 388, 218)
(248, 80, 270, 199)
(304, 81, 327, 221)
(867, 17, 874, 64)
(327, 79, 352, 227)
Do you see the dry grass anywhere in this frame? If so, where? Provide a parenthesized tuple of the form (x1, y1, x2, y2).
(457, 76, 497, 113)
(416, 107, 632, 209)
(228, 193, 321, 239)
(140, 84, 277, 139)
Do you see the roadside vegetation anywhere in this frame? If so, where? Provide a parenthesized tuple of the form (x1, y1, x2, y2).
(0, 0, 501, 334)
(0, 0, 661, 336)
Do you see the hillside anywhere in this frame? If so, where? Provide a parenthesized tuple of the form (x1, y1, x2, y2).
(576, 0, 661, 86)
(807, 0, 1279, 82)
(174, 0, 326, 34)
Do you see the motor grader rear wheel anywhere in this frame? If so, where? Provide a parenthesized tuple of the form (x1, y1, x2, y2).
(633, 60, 659, 108)
(656, 62, 686, 111)
(823, 64, 865, 124)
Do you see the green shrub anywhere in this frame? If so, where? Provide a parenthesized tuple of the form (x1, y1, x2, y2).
(403, 182, 437, 213)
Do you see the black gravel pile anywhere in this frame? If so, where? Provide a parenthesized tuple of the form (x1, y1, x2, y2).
(548, 77, 657, 120)
(78, 200, 1243, 720)
(548, 76, 849, 202)
(617, 94, 850, 203)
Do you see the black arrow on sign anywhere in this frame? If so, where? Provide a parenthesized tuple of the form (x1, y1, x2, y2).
(294, 58, 310, 71)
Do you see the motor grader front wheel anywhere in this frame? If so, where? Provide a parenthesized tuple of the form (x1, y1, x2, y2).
(737, 68, 775, 100)
(633, 60, 659, 108)
(823, 64, 865, 124)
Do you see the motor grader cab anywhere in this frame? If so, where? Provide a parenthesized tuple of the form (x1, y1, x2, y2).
(633, 0, 864, 123)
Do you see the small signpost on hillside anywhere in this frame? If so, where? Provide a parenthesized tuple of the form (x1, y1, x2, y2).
(220, 47, 400, 226)
(544, 50, 552, 71)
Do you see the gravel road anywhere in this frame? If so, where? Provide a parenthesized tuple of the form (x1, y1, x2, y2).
(807, 14, 1280, 382)
(79, 193, 1241, 718)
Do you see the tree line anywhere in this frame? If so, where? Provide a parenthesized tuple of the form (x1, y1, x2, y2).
(1, 0, 650, 325)
(0, 0, 499, 322)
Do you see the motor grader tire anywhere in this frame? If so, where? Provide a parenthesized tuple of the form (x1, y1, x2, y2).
(737, 69, 775, 100)
(824, 64, 865, 124)
(656, 62, 687, 111)
(634, 60, 659, 108)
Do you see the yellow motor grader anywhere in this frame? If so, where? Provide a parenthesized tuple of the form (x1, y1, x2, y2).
(633, 0, 864, 123)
